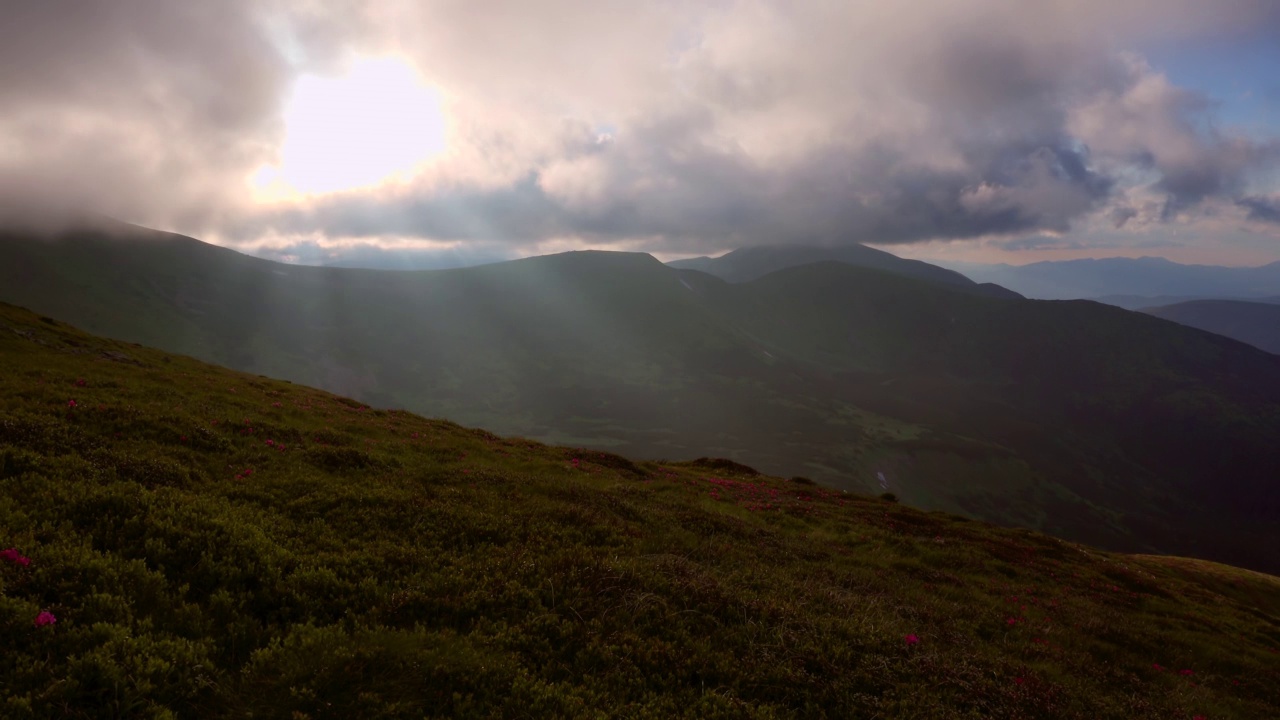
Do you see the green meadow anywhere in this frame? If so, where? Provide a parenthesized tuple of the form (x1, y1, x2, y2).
(2, 304, 1278, 718)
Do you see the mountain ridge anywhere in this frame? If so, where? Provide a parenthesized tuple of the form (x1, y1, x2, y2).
(935, 255, 1280, 300)
(1140, 299, 1280, 355)
(667, 244, 1023, 299)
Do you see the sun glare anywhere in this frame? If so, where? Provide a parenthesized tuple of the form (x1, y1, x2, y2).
(252, 57, 447, 198)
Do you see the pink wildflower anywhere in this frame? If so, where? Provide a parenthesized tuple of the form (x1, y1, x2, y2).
(1179, 669, 1194, 676)
(904, 634, 920, 646)
(33, 611, 56, 627)
(67, 400, 77, 408)
(1152, 663, 1164, 671)
(1006, 617, 1018, 626)
(2, 548, 31, 566)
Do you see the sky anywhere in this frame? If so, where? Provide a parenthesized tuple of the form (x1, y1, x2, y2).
(3, 0, 1280, 268)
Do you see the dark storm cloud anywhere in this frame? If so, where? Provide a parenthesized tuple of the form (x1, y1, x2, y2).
(1239, 196, 1280, 223)
(0, 2, 279, 112)
(247, 2, 1275, 252)
(3, 0, 1280, 254)
(252, 116, 1117, 250)
(0, 0, 373, 228)
(0, 0, 293, 224)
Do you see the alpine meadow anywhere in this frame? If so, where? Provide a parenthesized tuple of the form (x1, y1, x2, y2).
(3, 302, 1280, 718)
(4, 1, 1280, 718)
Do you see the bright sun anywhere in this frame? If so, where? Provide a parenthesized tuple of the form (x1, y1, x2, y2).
(252, 57, 447, 198)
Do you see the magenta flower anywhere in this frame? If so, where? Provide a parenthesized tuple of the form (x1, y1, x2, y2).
(1179, 669, 1194, 676)
(904, 634, 920, 645)
(1, 548, 30, 567)
(33, 611, 56, 627)
(67, 400, 77, 408)
(1152, 663, 1164, 671)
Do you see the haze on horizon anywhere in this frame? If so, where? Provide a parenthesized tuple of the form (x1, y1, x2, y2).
(3, 1, 1280, 269)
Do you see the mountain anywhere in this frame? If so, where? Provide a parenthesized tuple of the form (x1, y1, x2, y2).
(935, 256, 1280, 301)
(1141, 299, 1280, 355)
(667, 244, 1023, 298)
(1091, 295, 1280, 311)
(2, 224, 1280, 574)
(3, 303, 1278, 718)
(1090, 295, 1224, 311)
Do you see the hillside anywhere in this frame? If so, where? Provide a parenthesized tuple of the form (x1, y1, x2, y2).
(2, 303, 1279, 718)
(2, 225, 1280, 574)
(1140, 300, 1280, 355)
(667, 244, 1022, 298)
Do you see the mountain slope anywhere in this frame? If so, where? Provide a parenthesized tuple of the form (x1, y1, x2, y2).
(2, 303, 1278, 718)
(2, 225, 1279, 573)
(701, 262, 1280, 568)
(939, 256, 1280, 300)
(1141, 299, 1280, 355)
(668, 244, 1022, 298)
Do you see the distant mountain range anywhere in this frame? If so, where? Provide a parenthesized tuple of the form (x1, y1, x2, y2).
(1141, 299, 1280, 355)
(932, 256, 1280, 302)
(668, 244, 1022, 298)
(2, 222, 1280, 573)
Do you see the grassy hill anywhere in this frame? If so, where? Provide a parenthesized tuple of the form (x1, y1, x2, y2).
(1141, 300, 1280, 355)
(2, 303, 1278, 718)
(2, 224, 1280, 575)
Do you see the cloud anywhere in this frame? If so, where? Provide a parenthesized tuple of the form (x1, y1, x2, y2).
(1239, 196, 1280, 223)
(248, 237, 518, 270)
(996, 233, 1183, 252)
(0, 1, 297, 225)
(1067, 55, 1280, 220)
(3, 0, 1280, 257)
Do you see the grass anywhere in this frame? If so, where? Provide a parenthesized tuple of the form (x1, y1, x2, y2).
(2, 304, 1279, 718)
